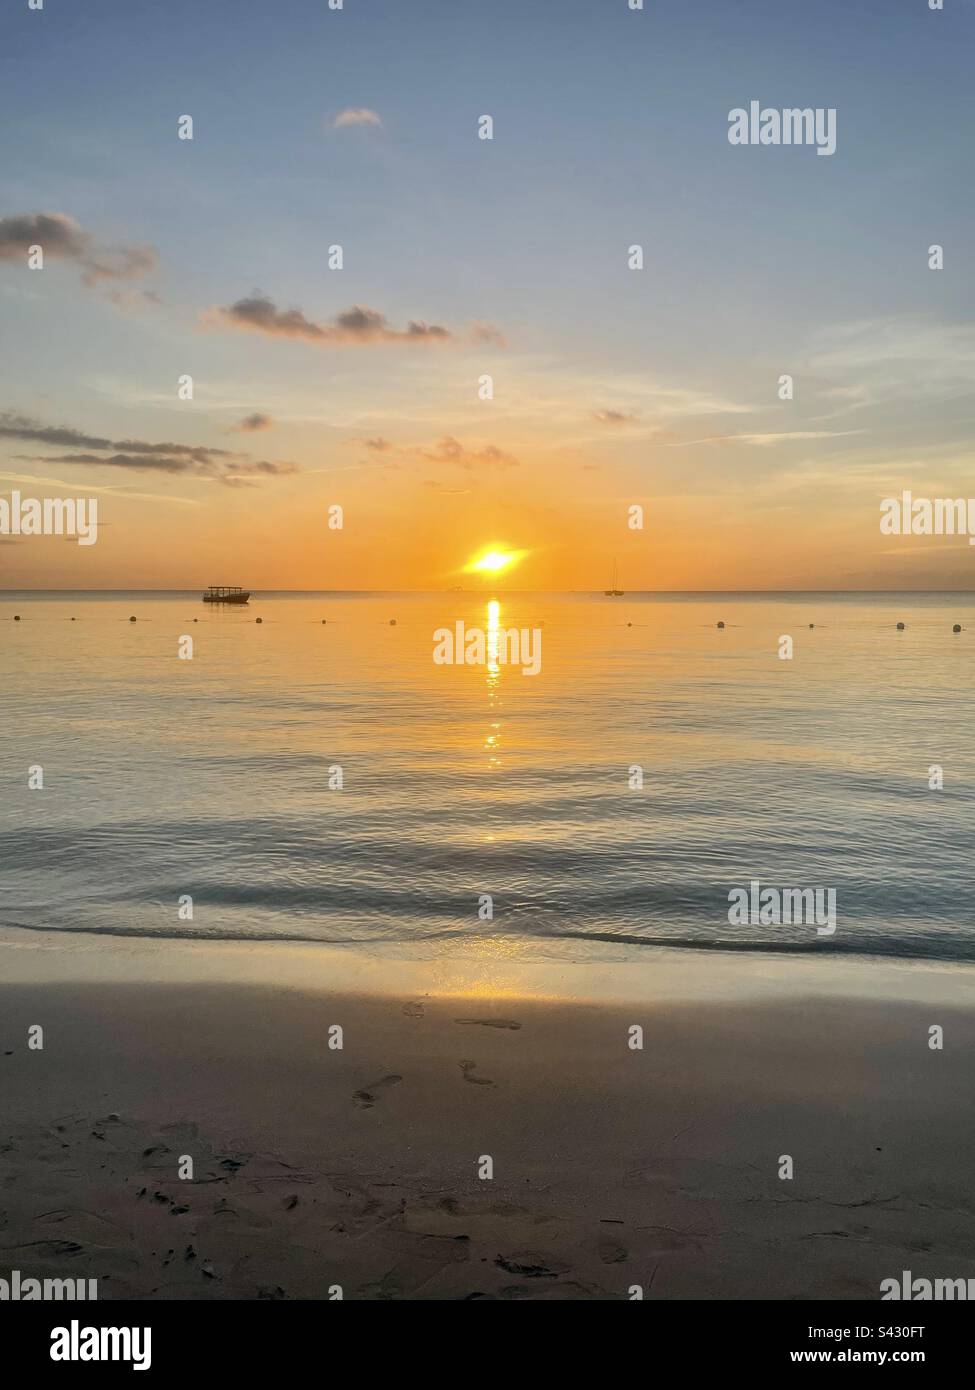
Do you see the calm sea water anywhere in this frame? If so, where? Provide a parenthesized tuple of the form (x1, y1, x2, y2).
(1, 591, 973, 963)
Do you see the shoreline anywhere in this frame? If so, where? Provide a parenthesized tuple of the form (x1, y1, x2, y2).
(3, 923, 975, 1006)
(2, 931, 974, 1299)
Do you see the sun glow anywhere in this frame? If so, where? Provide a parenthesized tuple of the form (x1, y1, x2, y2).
(464, 547, 526, 575)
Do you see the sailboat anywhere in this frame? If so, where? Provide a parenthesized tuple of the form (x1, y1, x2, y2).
(604, 559, 623, 596)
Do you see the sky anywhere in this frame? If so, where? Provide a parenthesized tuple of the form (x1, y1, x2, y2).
(1, 0, 974, 590)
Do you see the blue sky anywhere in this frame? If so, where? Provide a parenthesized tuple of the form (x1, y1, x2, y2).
(2, 0, 974, 588)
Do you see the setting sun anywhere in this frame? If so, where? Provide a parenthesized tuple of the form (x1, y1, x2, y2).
(464, 547, 526, 575)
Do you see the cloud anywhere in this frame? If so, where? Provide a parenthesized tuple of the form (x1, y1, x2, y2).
(17, 451, 298, 482)
(0, 212, 88, 260)
(331, 108, 383, 129)
(27, 452, 191, 474)
(0, 412, 237, 463)
(234, 412, 273, 432)
(0, 410, 298, 487)
(0, 212, 158, 302)
(0, 468, 200, 506)
(422, 480, 472, 494)
(339, 305, 433, 340)
(470, 321, 508, 349)
(416, 436, 519, 470)
(79, 243, 157, 289)
(592, 410, 636, 425)
(806, 317, 975, 407)
(345, 434, 519, 471)
(211, 296, 329, 342)
(207, 294, 456, 346)
(0, 412, 113, 451)
(676, 430, 866, 447)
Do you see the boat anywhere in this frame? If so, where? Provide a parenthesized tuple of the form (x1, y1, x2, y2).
(604, 560, 624, 596)
(202, 585, 251, 604)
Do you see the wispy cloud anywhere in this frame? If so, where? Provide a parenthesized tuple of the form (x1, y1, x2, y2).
(423, 481, 472, 494)
(418, 436, 518, 470)
(0, 212, 158, 306)
(676, 430, 866, 447)
(339, 434, 518, 471)
(470, 321, 507, 349)
(0, 470, 200, 506)
(806, 317, 975, 406)
(17, 452, 296, 480)
(592, 410, 637, 425)
(0, 411, 298, 487)
(477, 361, 756, 435)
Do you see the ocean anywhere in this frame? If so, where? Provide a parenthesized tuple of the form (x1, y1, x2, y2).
(2, 591, 973, 963)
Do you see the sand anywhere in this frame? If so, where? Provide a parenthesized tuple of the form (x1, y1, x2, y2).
(2, 932, 974, 1300)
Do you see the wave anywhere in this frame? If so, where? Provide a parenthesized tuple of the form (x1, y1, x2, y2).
(2, 915, 973, 965)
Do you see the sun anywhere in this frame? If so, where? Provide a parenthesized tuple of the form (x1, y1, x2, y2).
(463, 547, 526, 575)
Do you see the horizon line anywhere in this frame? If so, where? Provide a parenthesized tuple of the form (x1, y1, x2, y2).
(3, 587, 975, 597)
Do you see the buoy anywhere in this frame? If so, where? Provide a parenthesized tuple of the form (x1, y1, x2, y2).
(717, 621, 725, 629)
(71, 617, 76, 622)
(809, 623, 815, 630)
(389, 619, 397, 626)
(896, 622, 905, 630)
(14, 615, 21, 622)
(321, 619, 327, 625)
(256, 617, 263, 624)
(129, 616, 137, 622)
(953, 624, 962, 633)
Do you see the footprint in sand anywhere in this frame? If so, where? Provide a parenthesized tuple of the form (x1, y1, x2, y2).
(454, 1018, 521, 1031)
(352, 1075, 403, 1109)
(495, 1251, 569, 1279)
(459, 1060, 495, 1087)
(199, 1198, 272, 1233)
(597, 1235, 628, 1264)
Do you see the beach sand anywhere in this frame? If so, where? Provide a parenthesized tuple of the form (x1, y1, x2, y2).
(2, 932, 974, 1300)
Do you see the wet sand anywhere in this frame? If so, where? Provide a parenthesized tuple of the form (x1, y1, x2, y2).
(2, 934, 974, 1300)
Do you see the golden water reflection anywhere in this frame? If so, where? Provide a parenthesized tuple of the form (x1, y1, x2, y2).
(485, 598, 502, 767)
(486, 599, 500, 677)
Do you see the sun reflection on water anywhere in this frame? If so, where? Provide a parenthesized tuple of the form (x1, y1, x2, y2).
(484, 599, 503, 768)
(486, 599, 500, 677)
